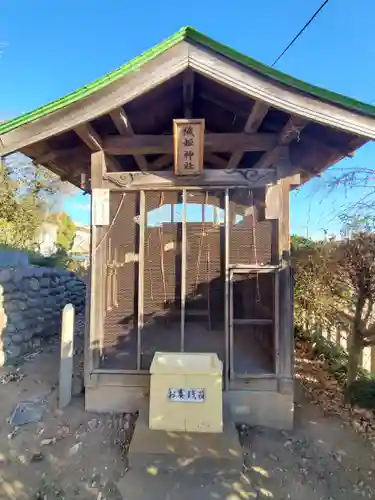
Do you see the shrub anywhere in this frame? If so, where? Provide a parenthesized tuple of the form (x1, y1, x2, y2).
(28, 247, 70, 269)
(346, 379, 375, 410)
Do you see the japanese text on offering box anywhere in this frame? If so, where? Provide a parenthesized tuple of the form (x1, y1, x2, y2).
(173, 119, 204, 176)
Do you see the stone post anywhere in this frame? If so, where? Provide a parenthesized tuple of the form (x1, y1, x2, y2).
(59, 303, 75, 408)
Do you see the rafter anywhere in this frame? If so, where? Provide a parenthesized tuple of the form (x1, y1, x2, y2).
(75, 123, 103, 151)
(74, 123, 121, 172)
(199, 91, 250, 117)
(205, 152, 227, 169)
(183, 69, 194, 119)
(147, 151, 227, 170)
(109, 107, 148, 171)
(103, 132, 277, 155)
(226, 100, 269, 171)
(149, 154, 172, 170)
(33, 146, 86, 166)
(253, 116, 308, 170)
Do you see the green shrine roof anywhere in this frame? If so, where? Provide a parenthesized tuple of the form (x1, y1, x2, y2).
(1, 26, 375, 136)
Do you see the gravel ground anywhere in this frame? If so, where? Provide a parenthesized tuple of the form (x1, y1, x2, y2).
(1, 316, 375, 499)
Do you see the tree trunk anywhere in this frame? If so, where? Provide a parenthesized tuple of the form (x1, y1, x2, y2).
(347, 334, 362, 387)
(347, 292, 366, 388)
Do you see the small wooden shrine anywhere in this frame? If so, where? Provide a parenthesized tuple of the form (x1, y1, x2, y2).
(2, 27, 375, 428)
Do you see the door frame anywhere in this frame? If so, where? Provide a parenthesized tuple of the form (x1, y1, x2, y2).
(228, 266, 280, 381)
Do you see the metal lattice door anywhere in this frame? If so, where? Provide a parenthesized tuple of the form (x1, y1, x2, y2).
(140, 189, 226, 370)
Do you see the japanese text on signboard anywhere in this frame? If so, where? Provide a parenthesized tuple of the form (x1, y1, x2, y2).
(173, 119, 204, 176)
(167, 387, 205, 403)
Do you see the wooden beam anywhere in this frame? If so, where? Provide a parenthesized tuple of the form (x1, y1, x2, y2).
(205, 152, 227, 169)
(226, 100, 269, 171)
(89, 151, 107, 369)
(109, 107, 130, 135)
(91, 150, 108, 188)
(254, 116, 308, 170)
(80, 172, 88, 191)
(199, 91, 250, 117)
(33, 146, 87, 166)
(243, 101, 270, 134)
(265, 174, 295, 261)
(137, 190, 145, 370)
(279, 178, 291, 262)
(149, 154, 172, 170)
(103, 168, 276, 190)
(183, 70, 194, 119)
(75, 123, 103, 151)
(109, 107, 148, 171)
(75, 123, 121, 172)
(103, 132, 277, 155)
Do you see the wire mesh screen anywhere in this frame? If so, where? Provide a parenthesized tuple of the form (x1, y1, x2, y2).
(229, 189, 274, 265)
(100, 192, 139, 370)
(232, 273, 274, 320)
(141, 191, 182, 370)
(232, 272, 275, 375)
(184, 191, 225, 362)
(233, 324, 275, 375)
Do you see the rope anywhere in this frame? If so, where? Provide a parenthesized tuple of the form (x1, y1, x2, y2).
(93, 193, 126, 256)
(207, 242, 211, 332)
(249, 190, 261, 305)
(195, 191, 208, 290)
(158, 192, 167, 305)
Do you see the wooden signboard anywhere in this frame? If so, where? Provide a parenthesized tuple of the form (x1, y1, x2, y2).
(173, 119, 205, 176)
(92, 188, 110, 226)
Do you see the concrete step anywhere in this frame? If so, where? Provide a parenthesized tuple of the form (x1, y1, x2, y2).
(128, 403, 243, 474)
(117, 467, 257, 500)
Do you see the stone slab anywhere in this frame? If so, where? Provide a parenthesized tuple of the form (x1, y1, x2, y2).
(129, 402, 243, 473)
(117, 467, 257, 500)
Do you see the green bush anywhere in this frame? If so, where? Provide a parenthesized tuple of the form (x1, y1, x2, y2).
(28, 247, 70, 269)
(311, 332, 348, 366)
(346, 379, 375, 410)
(297, 328, 371, 385)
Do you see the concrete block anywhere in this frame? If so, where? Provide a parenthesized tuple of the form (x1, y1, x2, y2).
(225, 389, 294, 430)
(85, 385, 145, 413)
(278, 377, 294, 395)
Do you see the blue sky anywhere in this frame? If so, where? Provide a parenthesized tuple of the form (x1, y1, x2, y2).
(1, 0, 375, 237)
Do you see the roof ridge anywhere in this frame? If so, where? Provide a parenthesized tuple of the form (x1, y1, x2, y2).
(1, 26, 375, 137)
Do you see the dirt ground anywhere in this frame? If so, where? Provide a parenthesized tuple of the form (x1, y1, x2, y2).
(0, 322, 375, 499)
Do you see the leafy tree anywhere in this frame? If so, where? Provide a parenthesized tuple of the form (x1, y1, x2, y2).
(0, 157, 45, 248)
(332, 231, 375, 385)
(294, 222, 375, 387)
(0, 154, 78, 251)
(291, 234, 316, 253)
(54, 213, 76, 252)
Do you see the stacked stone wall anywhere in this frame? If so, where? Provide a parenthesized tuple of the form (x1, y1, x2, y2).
(0, 266, 85, 365)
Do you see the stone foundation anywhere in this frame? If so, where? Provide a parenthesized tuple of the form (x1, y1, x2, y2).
(0, 266, 85, 365)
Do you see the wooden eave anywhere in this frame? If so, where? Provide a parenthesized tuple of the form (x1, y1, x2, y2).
(1, 26, 374, 187)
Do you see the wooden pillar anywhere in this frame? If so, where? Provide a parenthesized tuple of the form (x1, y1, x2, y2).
(88, 151, 108, 373)
(137, 190, 145, 370)
(278, 266, 294, 393)
(180, 189, 187, 351)
(279, 178, 291, 263)
(224, 189, 230, 388)
(265, 172, 294, 391)
(277, 177, 294, 393)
